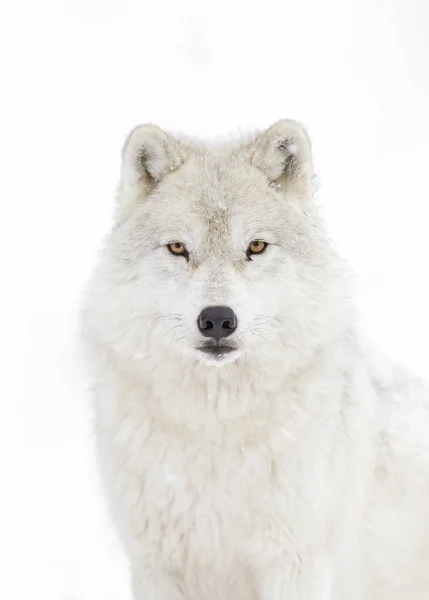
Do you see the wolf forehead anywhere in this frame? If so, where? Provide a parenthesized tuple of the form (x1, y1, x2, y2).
(146, 160, 289, 242)
(155, 152, 275, 211)
(116, 120, 314, 229)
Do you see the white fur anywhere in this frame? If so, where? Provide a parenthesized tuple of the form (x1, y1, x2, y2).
(81, 120, 429, 600)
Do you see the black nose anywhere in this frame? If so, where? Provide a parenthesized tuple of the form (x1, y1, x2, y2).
(197, 306, 237, 341)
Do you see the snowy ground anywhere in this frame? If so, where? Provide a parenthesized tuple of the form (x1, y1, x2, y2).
(10, 0, 429, 598)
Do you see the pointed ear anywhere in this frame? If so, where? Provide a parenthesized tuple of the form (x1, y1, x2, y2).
(116, 124, 183, 221)
(251, 120, 313, 200)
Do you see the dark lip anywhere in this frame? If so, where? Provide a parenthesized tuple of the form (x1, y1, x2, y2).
(197, 345, 237, 356)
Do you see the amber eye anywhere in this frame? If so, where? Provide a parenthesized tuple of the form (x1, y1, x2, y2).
(167, 241, 189, 259)
(247, 240, 268, 258)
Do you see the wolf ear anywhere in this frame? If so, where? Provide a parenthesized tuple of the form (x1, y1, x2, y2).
(251, 120, 313, 200)
(116, 124, 183, 221)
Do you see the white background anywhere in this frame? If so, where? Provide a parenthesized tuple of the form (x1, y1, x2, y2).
(3, 0, 429, 598)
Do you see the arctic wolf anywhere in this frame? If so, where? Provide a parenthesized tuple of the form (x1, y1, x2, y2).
(82, 120, 429, 600)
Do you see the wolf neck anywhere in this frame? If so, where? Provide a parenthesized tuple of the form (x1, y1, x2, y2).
(106, 330, 357, 427)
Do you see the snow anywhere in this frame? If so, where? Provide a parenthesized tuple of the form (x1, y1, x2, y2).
(6, 0, 429, 598)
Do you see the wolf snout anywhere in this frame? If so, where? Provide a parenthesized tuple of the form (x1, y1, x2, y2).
(197, 306, 237, 342)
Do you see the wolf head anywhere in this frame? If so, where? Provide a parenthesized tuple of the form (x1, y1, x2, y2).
(83, 121, 351, 377)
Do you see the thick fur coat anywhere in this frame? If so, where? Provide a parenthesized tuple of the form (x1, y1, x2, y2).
(82, 120, 429, 599)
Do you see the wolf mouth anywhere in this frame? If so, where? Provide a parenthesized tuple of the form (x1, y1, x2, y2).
(197, 345, 237, 357)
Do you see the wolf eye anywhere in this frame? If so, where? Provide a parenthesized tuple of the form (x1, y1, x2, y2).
(246, 240, 267, 259)
(167, 241, 189, 259)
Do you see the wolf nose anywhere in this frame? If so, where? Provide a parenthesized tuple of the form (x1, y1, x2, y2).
(197, 306, 237, 341)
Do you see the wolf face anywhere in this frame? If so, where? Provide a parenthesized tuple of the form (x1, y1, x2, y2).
(84, 121, 351, 374)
